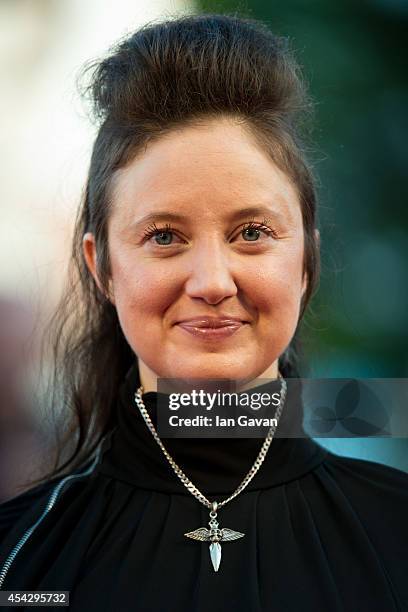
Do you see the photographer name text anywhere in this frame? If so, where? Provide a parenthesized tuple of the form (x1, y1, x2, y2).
(168, 415, 278, 428)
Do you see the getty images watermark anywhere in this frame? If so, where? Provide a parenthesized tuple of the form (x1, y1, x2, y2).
(155, 378, 408, 438)
(166, 385, 282, 430)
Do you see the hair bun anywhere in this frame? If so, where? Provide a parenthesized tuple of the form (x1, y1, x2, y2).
(80, 14, 309, 128)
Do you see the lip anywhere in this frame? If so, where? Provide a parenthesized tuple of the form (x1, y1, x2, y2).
(176, 321, 247, 340)
(175, 317, 247, 328)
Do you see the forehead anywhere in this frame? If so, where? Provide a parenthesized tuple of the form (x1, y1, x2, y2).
(110, 118, 301, 225)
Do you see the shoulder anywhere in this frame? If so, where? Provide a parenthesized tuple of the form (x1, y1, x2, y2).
(0, 451, 103, 548)
(322, 450, 408, 491)
(318, 450, 408, 535)
(0, 479, 60, 544)
(0, 432, 115, 549)
(310, 451, 408, 607)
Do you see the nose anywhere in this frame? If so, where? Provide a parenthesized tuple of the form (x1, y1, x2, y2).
(184, 238, 238, 304)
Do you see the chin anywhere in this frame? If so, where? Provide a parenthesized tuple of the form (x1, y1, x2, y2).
(166, 362, 251, 382)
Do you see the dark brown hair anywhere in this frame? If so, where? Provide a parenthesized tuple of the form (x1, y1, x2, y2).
(37, 13, 320, 483)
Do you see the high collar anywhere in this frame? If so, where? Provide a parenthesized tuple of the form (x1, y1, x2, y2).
(97, 361, 328, 497)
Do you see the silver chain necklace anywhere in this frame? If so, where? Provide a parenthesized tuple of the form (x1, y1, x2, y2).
(134, 375, 287, 572)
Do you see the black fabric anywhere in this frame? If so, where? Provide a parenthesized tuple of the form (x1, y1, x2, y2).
(0, 360, 408, 611)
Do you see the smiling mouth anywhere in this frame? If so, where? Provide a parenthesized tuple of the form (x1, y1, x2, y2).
(176, 321, 247, 340)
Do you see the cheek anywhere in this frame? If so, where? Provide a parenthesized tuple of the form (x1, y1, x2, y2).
(242, 244, 305, 352)
(246, 244, 304, 312)
(244, 253, 303, 361)
(109, 254, 174, 340)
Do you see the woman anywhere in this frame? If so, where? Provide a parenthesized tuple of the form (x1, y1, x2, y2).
(0, 13, 407, 612)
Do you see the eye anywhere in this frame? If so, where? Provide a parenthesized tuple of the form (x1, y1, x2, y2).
(142, 222, 183, 246)
(236, 220, 277, 242)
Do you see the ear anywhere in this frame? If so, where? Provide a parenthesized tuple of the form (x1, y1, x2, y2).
(314, 228, 320, 250)
(301, 274, 308, 298)
(82, 232, 114, 303)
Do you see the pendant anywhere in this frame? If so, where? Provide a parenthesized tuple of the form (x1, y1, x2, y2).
(184, 502, 244, 572)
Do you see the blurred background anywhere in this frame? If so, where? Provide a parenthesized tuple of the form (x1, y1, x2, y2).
(0, 0, 407, 501)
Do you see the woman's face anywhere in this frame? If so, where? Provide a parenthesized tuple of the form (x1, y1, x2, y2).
(83, 118, 308, 390)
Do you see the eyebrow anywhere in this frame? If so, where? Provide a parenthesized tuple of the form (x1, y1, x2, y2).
(130, 206, 286, 229)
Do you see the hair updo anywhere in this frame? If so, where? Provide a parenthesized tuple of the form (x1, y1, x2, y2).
(41, 13, 320, 481)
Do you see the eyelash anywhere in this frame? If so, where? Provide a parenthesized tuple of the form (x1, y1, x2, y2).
(142, 218, 277, 244)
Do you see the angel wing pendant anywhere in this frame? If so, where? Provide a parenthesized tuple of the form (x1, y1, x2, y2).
(184, 513, 244, 572)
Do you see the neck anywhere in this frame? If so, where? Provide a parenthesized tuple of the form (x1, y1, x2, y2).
(137, 357, 279, 394)
(95, 359, 328, 495)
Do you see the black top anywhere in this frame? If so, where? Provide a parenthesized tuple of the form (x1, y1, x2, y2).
(0, 361, 408, 611)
